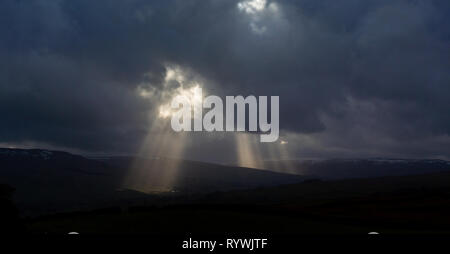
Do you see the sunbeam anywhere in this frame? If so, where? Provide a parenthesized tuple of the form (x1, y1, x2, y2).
(122, 121, 187, 193)
(235, 133, 264, 169)
(123, 65, 204, 193)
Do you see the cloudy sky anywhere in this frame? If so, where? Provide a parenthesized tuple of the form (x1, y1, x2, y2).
(1, 0, 450, 163)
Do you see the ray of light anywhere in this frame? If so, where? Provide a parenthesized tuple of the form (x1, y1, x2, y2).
(234, 133, 299, 175)
(265, 140, 297, 174)
(235, 133, 264, 169)
(122, 121, 187, 193)
(122, 65, 201, 194)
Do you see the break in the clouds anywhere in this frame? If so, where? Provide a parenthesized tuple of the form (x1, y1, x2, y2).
(0, 0, 449, 161)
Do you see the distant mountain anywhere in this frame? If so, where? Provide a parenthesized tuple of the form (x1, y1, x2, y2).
(262, 158, 450, 179)
(100, 156, 307, 193)
(0, 148, 306, 215)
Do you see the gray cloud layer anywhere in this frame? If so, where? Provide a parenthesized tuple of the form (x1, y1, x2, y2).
(1, 0, 449, 160)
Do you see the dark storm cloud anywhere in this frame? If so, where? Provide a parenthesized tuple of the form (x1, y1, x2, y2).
(0, 0, 449, 158)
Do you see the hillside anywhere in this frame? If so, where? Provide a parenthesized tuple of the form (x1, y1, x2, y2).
(262, 158, 450, 179)
(0, 148, 306, 216)
(27, 171, 450, 235)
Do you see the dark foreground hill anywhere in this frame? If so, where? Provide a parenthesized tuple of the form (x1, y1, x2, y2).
(27, 171, 450, 235)
(0, 148, 305, 216)
(262, 158, 450, 179)
(4, 148, 450, 235)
